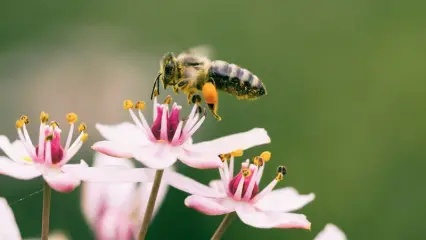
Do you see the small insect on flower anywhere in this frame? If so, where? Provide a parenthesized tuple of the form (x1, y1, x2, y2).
(167, 151, 315, 230)
(92, 96, 271, 170)
(0, 112, 89, 192)
(82, 153, 170, 240)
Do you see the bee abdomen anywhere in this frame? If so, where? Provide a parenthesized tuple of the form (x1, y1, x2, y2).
(208, 60, 266, 99)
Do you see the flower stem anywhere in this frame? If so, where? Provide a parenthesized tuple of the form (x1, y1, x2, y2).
(211, 212, 237, 240)
(138, 169, 164, 240)
(41, 181, 51, 240)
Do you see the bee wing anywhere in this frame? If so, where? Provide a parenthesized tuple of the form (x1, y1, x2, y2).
(182, 45, 215, 59)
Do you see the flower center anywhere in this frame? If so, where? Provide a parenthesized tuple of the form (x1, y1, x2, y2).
(35, 129, 64, 164)
(228, 168, 259, 200)
(150, 99, 182, 142)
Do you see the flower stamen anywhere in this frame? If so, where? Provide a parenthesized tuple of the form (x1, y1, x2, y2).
(40, 111, 49, 123)
(123, 100, 134, 110)
(66, 113, 78, 124)
(78, 123, 87, 132)
(135, 101, 145, 110)
(275, 165, 287, 181)
(164, 95, 173, 104)
(20, 115, 29, 124)
(16, 119, 24, 129)
(242, 168, 252, 178)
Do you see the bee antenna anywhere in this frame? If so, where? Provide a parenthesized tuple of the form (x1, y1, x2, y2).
(151, 73, 161, 100)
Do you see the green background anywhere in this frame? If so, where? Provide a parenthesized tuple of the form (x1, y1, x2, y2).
(1, 0, 425, 239)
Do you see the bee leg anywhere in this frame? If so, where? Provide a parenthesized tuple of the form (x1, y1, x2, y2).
(191, 94, 204, 114)
(187, 93, 193, 104)
(202, 79, 222, 121)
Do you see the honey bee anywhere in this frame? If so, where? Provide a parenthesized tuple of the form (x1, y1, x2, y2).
(151, 46, 267, 120)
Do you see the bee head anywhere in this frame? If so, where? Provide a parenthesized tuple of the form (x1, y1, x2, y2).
(160, 52, 178, 88)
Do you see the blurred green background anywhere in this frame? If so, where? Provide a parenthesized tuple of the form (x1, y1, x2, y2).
(1, 0, 426, 239)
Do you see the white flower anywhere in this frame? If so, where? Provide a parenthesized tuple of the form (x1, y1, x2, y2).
(92, 97, 271, 169)
(81, 153, 169, 240)
(165, 151, 315, 230)
(0, 112, 89, 192)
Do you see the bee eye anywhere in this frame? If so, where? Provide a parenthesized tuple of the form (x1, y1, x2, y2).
(165, 63, 174, 75)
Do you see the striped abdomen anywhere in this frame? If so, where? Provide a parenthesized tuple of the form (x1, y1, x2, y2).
(207, 60, 266, 99)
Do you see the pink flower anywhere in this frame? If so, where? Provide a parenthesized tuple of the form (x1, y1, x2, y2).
(314, 224, 347, 240)
(0, 197, 68, 240)
(82, 153, 169, 240)
(92, 97, 271, 169)
(168, 151, 314, 230)
(0, 112, 89, 192)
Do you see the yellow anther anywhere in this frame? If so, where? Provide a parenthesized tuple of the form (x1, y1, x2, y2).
(253, 156, 264, 167)
(219, 153, 231, 162)
(20, 115, 29, 124)
(164, 95, 173, 104)
(16, 120, 24, 129)
(40, 111, 49, 123)
(50, 121, 59, 128)
(242, 168, 252, 178)
(231, 149, 243, 157)
(45, 134, 53, 141)
(123, 100, 134, 110)
(81, 133, 88, 142)
(78, 122, 87, 132)
(275, 173, 284, 181)
(260, 151, 271, 162)
(135, 101, 146, 110)
(66, 113, 78, 124)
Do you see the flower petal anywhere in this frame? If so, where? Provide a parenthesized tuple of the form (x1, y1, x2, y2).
(0, 198, 22, 240)
(163, 170, 224, 198)
(62, 160, 155, 182)
(96, 122, 148, 145)
(81, 153, 138, 227)
(132, 144, 178, 169)
(184, 195, 234, 215)
(314, 224, 347, 240)
(235, 204, 311, 229)
(189, 128, 271, 155)
(43, 168, 81, 193)
(178, 150, 222, 169)
(0, 136, 29, 163)
(92, 141, 134, 159)
(209, 180, 226, 194)
(254, 187, 315, 212)
(0, 157, 41, 180)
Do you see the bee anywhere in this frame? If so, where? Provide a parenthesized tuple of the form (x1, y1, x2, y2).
(151, 46, 267, 120)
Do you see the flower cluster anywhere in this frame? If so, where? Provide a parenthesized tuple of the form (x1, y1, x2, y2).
(0, 96, 347, 240)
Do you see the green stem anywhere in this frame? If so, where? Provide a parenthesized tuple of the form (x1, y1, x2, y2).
(211, 212, 237, 240)
(138, 169, 164, 240)
(41, 181, 51, 240)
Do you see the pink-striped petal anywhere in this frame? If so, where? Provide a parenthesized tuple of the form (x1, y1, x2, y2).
(189, 128, 271, 155)
(235, 204, 311, 229)
(0, 157, 41, 180)
(96, 122, 148, 145)
(163, 170, 224, 198)
(0, 198, 21, 240)
(92, 141, 134, 159)
(62, 160, 155, 183)
(132, 144, 177, 169)
(0, 136, 28, 163)
(178, 151, 222, 169)
(254, 187, 315, 213)
(43, 169, 81, 193)
(314, 224, 347, 240)
(184, 195, 234, 216)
